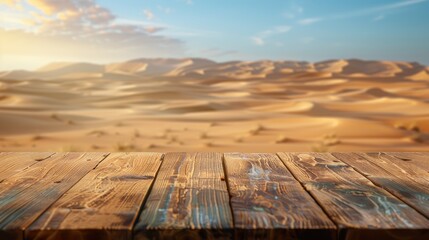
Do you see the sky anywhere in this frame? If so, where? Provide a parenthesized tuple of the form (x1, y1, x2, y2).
(1, 0, 429, 70)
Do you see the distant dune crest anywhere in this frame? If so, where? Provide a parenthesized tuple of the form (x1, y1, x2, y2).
(1, 57, 429, 152)
(1, 58, 427, 80)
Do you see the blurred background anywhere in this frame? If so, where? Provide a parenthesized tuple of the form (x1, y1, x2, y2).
(1, 0, 428, 152)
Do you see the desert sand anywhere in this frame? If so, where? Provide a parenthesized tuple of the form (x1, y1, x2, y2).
(0, 58, 428, 152)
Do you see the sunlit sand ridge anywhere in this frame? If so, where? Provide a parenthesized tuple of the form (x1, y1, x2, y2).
(0, 58, 428, 152)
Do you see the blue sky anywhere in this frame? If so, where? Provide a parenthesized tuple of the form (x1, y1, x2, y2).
(1, 0, 428, 70)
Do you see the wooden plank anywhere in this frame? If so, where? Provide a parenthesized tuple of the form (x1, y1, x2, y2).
(224, 153, 336, 240)
(332, 152, 429, 219)
(26, 152, 163, 240)
(278, 152, 429, 240)
(381, 152, 429, 172)
(0, 152, 54, 181)
(134, 152, 233, 240)
(0, 152, 109, 240)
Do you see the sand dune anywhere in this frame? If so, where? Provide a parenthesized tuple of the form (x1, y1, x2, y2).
(408, 70, 429, 81)
(0, 58, 428, 152)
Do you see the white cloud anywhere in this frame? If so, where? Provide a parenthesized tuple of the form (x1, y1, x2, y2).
(116, 18, 168, 28)
(295, 0, 427, 26)
(298, 18, 322, 25)
(143, 9, 154, 20)
(333, 0, 427, 19)
(377, 0, 427, 11)
(261, 25, 291, 37)
(251, 37, 265, 46)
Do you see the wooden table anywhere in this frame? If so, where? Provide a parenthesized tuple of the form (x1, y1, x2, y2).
(0, 152, 428, 240)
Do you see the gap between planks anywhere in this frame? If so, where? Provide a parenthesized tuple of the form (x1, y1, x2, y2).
(24, 152, 112, 240)
(0, 152, 111, 240)
(26, 152, 162, 240)
(277, 152, 429, 240)
(131, 153, 166, 240)
(220, 153, 236, 232)
(1, 152, 428, 240)
(274, 152, 341, 232)
(332, 152, 429, 220)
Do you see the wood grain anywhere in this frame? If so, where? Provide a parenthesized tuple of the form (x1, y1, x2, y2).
(332, 152, 429, 219)
(1, 152, 429, 240)
(0, 152, 54, 181)
(0, 152, 109, 240)
(277, 152, 429, 240)
(26, 152, 163, 240)
(224, 153, 336, 240)
(134, 152, 233, 240)
(381, 152, 429, 172)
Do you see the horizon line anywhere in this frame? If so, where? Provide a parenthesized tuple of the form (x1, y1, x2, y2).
(1, 57, 428, 72)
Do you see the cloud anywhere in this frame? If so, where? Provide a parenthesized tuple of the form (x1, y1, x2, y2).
(27, 0, 77, 15)
(0, 0, 185, 67)
(2, 0, 168, 36)
(260, 25, 291, 37)
(251, 25, 291, 46)
(295, 0, 427, 26)
(0, 0, 17, 6)
(143, 9, 154, 20)
(378, 0, 427, 11)
(251, 37, 265, 46)
(332, 0, 427, 19)
(0, 0, 22, 9)
(18, 0, 115, 30)
(298, 18, 322, 25)
(0, 28, 184, 63)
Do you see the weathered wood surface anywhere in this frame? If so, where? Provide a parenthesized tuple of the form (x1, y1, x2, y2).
(333, 152, 429, 219)
(277, 152, 429, 240)
(224, 153, 336, 240)
(0, 152, 54, 181)
(134, 152, 233, 240)
(382, 152, 429, 172)
(26, 152, 163, 240)
(0, 152, 429, 240)
(0, 152, 109, 240)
